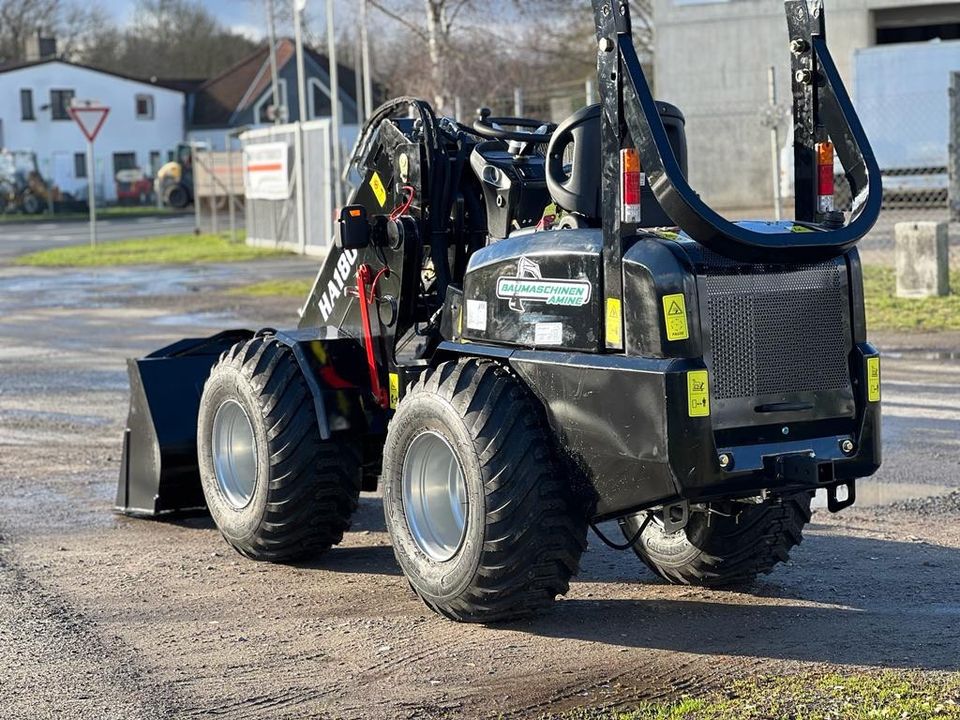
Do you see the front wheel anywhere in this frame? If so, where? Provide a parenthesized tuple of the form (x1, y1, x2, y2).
(382, 360, 588, 623)
(197, 336, 361, 562)
(619, 493, 812, 587)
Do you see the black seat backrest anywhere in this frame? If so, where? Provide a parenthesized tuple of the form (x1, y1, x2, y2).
(545, 102, 687, 227)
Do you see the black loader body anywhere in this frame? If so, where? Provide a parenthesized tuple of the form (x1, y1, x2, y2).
(116, 0, 883, 617)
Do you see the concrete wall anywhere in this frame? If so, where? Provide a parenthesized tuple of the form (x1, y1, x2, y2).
(653, 0, 960, 210)
(0, 62, 184, 202)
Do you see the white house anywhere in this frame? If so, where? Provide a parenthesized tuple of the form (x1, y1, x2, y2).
(0, 58, 185, 202)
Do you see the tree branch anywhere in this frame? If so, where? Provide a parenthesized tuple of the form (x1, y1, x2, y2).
(367, 0, 428, 40)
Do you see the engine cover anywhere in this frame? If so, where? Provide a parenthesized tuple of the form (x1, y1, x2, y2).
(462, 230, 603, 352)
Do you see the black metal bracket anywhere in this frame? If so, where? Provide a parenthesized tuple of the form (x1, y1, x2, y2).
(273, 329, 332, 441)
(827, 480, 856, 513)
(593, 0, 882, 263)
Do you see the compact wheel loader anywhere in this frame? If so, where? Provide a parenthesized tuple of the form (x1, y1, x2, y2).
(117, 0, 884, 622)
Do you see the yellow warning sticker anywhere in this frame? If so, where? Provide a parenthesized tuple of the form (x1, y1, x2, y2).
(370, 171, 387, 207)
(866, 356, 881, 403)
(389, 373, 400, 410)
(662, 293, 690, 342)
(605, 297, 623, 347)
(688, 370, 711, 418)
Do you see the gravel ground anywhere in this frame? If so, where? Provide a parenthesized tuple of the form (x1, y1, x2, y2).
(0, 259, 958, 720)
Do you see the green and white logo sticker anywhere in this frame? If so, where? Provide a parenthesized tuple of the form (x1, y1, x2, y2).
(497, 257, 592, 312)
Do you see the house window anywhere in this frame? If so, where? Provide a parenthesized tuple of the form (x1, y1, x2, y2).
(256, 80, 288, 124)
(20, 89, 35, 121)
(50, 89, 75, 120)
(74, 153, 87, 179)
(136, 94, 155, 120)
(113, 152, 138, 177)
(149, 151, 161, 175)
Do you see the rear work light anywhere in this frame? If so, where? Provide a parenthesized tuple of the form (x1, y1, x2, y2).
(817, 141, 835, 213)
(620, 147, 644, 224)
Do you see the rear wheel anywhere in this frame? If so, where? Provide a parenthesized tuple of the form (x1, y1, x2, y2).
(382, 359, 588, 623)
(197, 336, 361, 562)
(21, 192, 42, 214)
(165, 184, 190, 209)
(619, 493, 812, 587)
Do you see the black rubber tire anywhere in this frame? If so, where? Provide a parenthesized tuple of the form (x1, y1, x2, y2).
(197, 336, 361, 562)
(165, 184, 190, 209)
(22, 192, 42, 214)
(619, 493, 813, 587)
(382, 359, 588, 623)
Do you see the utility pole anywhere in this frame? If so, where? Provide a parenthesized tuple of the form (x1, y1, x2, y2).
(294, 0, 309, 253)
(266, 0, 283, 124)
(768, 66, 783, 221)
(360, 0, 374, 122)
(326, 0, 344, 208)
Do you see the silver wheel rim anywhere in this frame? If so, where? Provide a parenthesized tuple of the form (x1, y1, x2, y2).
(402, 431, 468, 562)
(212, 399, 258, 509)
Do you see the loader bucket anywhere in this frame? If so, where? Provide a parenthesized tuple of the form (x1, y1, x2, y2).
(115, 330, 253, 517)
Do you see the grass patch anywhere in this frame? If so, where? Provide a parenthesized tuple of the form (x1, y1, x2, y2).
(0, 206, 182, 223)
(566, 672, 960, 720)
(230, 278, 315, 299)
(14, 233, 285, 267)
(864, 265, 960, 333)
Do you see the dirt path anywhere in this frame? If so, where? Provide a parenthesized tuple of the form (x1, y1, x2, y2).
(0, 262, 958, 719)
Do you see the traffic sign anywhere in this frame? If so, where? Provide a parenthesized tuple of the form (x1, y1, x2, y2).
(68, 100, 110, 248)
(68, 102, 110, 143)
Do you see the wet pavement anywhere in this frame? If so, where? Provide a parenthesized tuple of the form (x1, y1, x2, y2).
(0, 258, 958, 719)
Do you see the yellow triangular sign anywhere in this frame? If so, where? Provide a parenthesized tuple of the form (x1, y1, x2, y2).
(668, 301, 683, 316)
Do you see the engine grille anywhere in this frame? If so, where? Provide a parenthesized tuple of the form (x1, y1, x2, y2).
(705, 262, 852, 401)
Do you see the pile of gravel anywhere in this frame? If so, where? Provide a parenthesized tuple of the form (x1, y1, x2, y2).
(888, 490, 960, 516)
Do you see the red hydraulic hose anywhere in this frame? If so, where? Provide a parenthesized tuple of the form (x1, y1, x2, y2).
(356, 264, 389, 409)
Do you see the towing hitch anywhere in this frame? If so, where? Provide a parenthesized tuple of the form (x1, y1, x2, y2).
(764, 452, 856, 512)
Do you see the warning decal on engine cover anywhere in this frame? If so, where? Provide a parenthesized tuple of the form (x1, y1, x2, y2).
(867, 356, 881, 403)
(369, 171, 387, 207)
(662, 293, 690, 342)
(687, 370, 710, 417)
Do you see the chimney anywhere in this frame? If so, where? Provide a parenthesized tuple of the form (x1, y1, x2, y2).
(25, 31, 57, 61)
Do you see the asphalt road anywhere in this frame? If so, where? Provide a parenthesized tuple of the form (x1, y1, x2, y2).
(0, 214, 200, 260)
(0, 258, 957, 719)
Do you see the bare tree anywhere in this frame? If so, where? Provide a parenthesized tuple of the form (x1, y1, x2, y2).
(76, 0, 259, 80)
(367, 0, 652, 115)
(0, 0, 109, 65)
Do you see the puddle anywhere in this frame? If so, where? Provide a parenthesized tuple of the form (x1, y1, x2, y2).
(883, 350, 960, 362)
(814, 480, 954, 509)
(150, 311, 239, 328)
(0, 266, 241, 310)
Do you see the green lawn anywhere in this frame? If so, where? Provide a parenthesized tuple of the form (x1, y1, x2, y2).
(863, 266, 960, 333)
(568, 672, 960, 720)
(14, 233, 286, 267)
(0, 206, 183, 223)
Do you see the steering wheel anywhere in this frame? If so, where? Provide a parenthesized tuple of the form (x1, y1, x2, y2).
(472, 108, 557, 143)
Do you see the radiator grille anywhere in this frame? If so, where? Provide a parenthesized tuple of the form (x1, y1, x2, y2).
(705, 263, 852, 401)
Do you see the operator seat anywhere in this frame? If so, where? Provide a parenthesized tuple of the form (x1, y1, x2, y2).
(545, 102, 688, 228)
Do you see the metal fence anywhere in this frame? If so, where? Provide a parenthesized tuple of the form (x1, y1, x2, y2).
(240, 120, 359, 257)
(469, 70, 959, 268)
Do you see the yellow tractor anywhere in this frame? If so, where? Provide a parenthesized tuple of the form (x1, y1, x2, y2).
(155, 143, 197, 209)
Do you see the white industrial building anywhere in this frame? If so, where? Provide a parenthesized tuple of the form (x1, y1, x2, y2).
(653, 0, 960, 210)
(0, 57, 185, 202)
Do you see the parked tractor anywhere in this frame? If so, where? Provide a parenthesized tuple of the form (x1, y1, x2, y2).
(0, 150, 62, 214)
(156, 143, 196, 209)
(117, 0, 883, 623)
